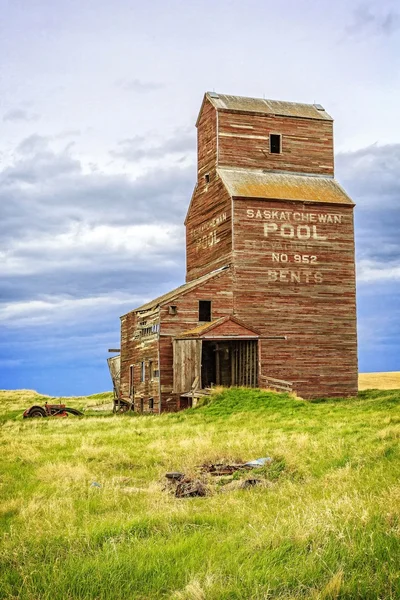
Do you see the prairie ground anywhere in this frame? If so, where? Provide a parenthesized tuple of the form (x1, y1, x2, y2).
(358, 371, 400, 390)
(0, 381, 400, 599)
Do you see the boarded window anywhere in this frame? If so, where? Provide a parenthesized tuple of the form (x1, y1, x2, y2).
(270, 134, 281, 154)
(129, 365, 134, 398)
(199, 300, 211, 322)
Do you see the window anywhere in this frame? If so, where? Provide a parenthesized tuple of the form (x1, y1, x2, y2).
(148, 397, 154, 411)
(129, 365, 134, 398)
(153, 369, 160, 378)
(149, 360, 153, 380)
(168, 305, 177, 315)
(270, 134, 281, 154)
(140, 361, 145, 382)
(199, 300, 211, 322)
(205, 173, 210, 185)
(139, 323, 159, 338)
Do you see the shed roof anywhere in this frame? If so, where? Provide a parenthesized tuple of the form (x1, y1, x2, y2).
(129, 266, 229, 314)
(203, 92, 333, 121)
(178, 316, 262, 338)
(217, 168, 354, 206)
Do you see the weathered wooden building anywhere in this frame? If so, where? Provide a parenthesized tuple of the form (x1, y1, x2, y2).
(117, 92, 358, 412)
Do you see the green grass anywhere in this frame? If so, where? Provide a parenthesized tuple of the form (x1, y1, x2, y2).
(1, 387, 400, 599)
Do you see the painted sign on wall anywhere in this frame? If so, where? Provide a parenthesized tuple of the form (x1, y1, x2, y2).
(244, 208, 345, 285)
(192, 212, 227, 251)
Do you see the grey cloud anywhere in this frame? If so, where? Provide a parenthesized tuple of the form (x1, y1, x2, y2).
(337, 143, 400, 269)
(117, 78, 165, 93)
(16, 134, 51, 155)
(336, 143, 400, 207)
(0, 134, 192, 316)
(0, 162, 193, 241)
(4, 151, 80, 184)
(346, 4, 400, 36)
(53, 130, 81, 140)
(112, 128, 196, 162)
(3, 108, 39, 122)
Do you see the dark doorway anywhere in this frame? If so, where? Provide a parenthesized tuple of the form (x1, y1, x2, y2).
(201, 340, 258, 388)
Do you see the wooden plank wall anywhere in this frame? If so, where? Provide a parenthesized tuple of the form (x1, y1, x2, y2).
(196, 97, 217, 182)
(107, 355, 121, 397)
(120, 309, 161, 413)
(217, 111, 334, 176)
(232, 198, 358, 398)
(159, 268, 234, 410)
(185, 175, 232, 281)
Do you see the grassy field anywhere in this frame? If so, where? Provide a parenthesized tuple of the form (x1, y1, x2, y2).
(1, 383, 400, 599)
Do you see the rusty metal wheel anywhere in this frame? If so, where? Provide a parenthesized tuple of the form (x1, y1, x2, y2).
(28, 407, 46, 418)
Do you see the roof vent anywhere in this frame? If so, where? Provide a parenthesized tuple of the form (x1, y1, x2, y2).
(314, 103, 325, 111)
(208, 91, 220, 99)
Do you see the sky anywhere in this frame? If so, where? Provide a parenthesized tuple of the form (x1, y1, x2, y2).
(1, 0, 399, 396)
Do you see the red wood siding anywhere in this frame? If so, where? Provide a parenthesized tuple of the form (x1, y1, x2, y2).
(232, 198, 357, 398)
(119, 94, 357, 408)
(159, 268, 234, 410)
(217, 112, 334, 176)
(120, 310, 160, 412)
(185, 175, 232, 281)
(197, 97, 218, 179)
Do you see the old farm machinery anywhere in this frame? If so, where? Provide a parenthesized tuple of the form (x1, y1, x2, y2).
(23, 403, 83, 418)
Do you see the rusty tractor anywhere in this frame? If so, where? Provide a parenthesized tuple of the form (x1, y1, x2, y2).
(23, 403, 83, 418)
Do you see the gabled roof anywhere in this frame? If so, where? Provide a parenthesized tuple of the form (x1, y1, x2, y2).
(129, 266, 230, 314)
(198, 92, 332, 122)
(217, 167, 354, 206)
(177, 316, 262, 339)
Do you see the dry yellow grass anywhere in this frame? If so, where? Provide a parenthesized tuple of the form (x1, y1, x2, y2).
(359, 372, 400, 390)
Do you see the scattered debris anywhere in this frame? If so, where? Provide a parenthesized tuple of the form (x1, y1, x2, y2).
(90, 482, 102, 488)
(165, 472, 185, 481)
(200, 463, 250, 476)
(245, 457, 272, 467)
(200, 457, 272, 476)
(175, 478, 208, 498)
(165, 458, 274, 498)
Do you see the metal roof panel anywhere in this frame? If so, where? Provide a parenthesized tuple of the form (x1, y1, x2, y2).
(217, 168, 354, 205)
(207, 93, 333, 121)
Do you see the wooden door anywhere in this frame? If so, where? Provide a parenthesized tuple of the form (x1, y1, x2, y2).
(173, 339, 202, 393)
